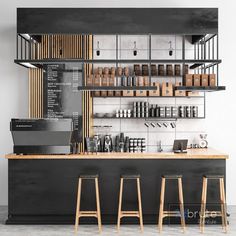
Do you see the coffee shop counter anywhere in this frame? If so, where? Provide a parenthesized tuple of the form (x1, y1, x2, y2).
(4, 148, 228, 224)
(5, 148, 228, 159)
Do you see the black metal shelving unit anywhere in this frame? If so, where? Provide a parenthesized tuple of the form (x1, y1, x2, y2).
(15, 33, 225, 90)
(14, 33, 225, 121)
(77, 86, 158, 91)
(176, 86, 226, 92)
(92, 95, 205, 98)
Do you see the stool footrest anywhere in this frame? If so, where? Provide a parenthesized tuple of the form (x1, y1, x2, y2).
(162, 211, 181, 217)
(78, 211, 98, 218)
(120, 211, 140, 218)
(200, 211, 223, 218)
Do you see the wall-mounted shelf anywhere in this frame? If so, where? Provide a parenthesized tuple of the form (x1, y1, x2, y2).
(92, 96, 204, 98)
(77, 86, 158, 91)
(93, 117, 204, 120)
(14, 58, 222, 69)
(175, 86, 226, 92)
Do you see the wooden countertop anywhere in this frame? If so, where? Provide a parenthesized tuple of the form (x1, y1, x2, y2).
(5, 148, 228, 160)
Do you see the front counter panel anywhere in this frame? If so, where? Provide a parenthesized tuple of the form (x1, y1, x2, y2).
(7, 158, 225, 224)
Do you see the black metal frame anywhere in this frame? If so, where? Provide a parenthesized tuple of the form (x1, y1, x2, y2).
(15, 33, 224, 91)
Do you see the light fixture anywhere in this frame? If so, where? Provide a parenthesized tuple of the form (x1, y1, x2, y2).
(133, 41, 137, 56)
(96, 41, 100, 56)
(168, 41, 173, 56)
(20, 62, 37, 68)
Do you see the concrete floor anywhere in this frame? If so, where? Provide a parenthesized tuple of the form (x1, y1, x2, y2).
(0, 206, 235, 236)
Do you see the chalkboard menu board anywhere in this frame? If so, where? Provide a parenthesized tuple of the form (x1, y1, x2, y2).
(43, 63, 83, 143)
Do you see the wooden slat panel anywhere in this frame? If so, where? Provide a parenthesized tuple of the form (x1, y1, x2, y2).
(28, 34, 93, 152)
(29, 68, 43, 118)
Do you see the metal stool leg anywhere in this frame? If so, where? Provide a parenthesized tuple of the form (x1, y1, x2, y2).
(158, 177, 165, 233)
(117, 178, 123, 231)
(178, 177, 186, 232)
(137, 178, 144, 232)
(75, 178, 82, 233)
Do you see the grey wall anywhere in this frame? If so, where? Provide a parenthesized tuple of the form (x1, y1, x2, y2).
(0, 0, 235, 206)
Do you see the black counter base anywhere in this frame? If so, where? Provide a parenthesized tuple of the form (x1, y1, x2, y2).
(7, 159, 226, 225)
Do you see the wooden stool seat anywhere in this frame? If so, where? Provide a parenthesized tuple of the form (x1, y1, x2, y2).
(158, 175, 185, 233)
(121, 174, 140, 179)
(200, 175, 227, 233)
(79, 174, 99, 179)
(203, 175, 224, 179)
(162, 174, 182, 179)
(75, 174, 102, 233)
(117, 174, 143, 232)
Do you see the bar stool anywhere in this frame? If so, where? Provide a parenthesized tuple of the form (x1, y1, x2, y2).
(158, 175, 185, 232)
(117, 174, 143, 232)
(200, 175, 227, 233)
(75, 174, 102, 233)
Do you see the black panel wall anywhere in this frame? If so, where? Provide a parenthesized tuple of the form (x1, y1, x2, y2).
(17, 8, 218, 35)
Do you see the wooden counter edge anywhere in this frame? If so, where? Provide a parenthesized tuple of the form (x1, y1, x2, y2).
(4, 148, 229, 160)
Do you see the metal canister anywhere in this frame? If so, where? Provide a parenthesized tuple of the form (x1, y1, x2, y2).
(192, 106, 198, 117)
(185, 106, 191, 118)
(171, 106, 178, 118)
(179, 106, 185, 118)
(159, 107, 165, 118)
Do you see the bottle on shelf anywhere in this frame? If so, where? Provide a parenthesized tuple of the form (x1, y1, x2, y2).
(155, 105, 159, 117)
(132, 72, 137, 86)
(121, 72, 127, 86)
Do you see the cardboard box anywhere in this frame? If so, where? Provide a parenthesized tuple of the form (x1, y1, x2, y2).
(93, 91, 100, 97)
(107, 91, 114, 96)
(143, 76, 149, 86)
(123, 90, 134, 96)
(162, 82, 173, 96)
(201, 74, 209, 86)
(149, 82, 160, 96)
(136, 90, 147, 97)
(86, 74, 93, 86)
(187, 91, 200, 97)
(209, 74, 216, 86)
(142, 64, 149, 76)
(100, 91, 107, 97)
(193, 74, 201, 86)
(184, 74, 193, 86)
(115, 91, 122, 96)
(175, 82, 186, 96)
